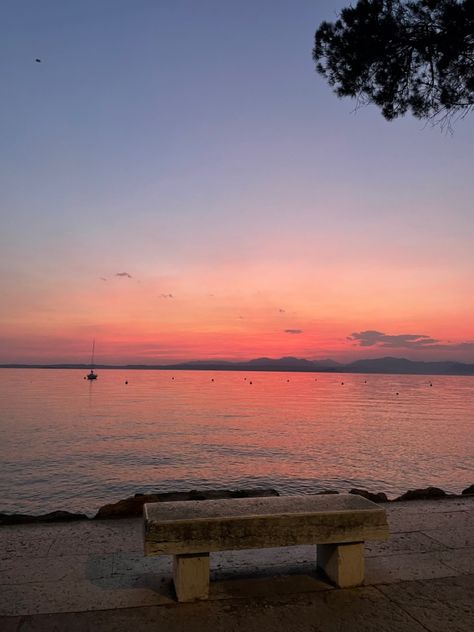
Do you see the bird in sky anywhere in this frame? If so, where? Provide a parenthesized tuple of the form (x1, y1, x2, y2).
(35, 58, 42, 63)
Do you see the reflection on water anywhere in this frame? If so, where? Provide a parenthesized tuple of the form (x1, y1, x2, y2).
(0, 368, 472, 514)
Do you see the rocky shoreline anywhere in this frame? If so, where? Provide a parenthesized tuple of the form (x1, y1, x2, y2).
(1, 484, 473, 526)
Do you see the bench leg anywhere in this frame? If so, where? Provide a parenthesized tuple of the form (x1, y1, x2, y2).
(317, 542, 364, 588)
(173, 553, 210, 602)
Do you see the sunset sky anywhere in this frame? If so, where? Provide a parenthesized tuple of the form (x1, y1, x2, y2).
(1, 0, 473, 364)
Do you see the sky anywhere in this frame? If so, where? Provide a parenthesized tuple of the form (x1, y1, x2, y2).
(1, 0, 473, 365)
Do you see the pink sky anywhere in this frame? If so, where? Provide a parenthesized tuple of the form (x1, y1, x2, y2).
(1, 258, 473, 364)
(1, 1, 473, 365)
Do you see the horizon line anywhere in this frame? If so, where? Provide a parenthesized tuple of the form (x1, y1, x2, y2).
(1, 354, 473, 370)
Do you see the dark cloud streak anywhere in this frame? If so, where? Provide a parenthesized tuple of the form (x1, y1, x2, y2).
(349, 330, 474, 351)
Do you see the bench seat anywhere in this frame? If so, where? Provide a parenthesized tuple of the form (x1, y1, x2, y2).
(144, 494, 389, 601)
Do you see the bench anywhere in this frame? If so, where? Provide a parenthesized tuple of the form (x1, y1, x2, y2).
(144, 494, 389, 602)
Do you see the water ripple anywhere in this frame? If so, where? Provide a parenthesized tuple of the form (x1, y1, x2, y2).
(0, 368, 473, 514)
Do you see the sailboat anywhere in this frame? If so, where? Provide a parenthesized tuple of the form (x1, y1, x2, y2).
(86, 340, 98, 380)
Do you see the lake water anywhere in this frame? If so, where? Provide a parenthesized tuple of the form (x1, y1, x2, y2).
(0, 368, 472, 515)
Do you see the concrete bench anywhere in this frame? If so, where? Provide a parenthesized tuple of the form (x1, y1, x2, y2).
(144, 494, 389, 602)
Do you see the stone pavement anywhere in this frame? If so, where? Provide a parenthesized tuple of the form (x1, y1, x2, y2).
(1, 496, 473, 631)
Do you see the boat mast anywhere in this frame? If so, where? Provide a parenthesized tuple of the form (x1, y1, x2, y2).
(90, 339, 95, 368)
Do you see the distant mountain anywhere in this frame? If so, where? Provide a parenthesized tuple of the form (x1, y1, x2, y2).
(312, 358, 342, 368)
(168, 356, 327, 372)
(246, 356, 318, 370)
(163, 359, 236, 368)
(1, 356, 473, 376)
(343, 356, 474, 375)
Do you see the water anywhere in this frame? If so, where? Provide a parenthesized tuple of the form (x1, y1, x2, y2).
(0, 368, 472, 515)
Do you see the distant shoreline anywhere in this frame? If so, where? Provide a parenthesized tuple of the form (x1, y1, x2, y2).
(1, 355, 474, 377)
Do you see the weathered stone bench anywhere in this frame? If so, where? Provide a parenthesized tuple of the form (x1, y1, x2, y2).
(144, 494, 389, 602)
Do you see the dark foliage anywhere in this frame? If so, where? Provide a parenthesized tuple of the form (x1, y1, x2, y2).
(313, 0, 474, 126)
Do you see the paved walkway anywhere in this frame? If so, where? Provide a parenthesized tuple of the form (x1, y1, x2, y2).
(1, 496, 473, 631)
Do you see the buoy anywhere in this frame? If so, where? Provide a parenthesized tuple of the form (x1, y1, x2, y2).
(125, 381, 128, 385)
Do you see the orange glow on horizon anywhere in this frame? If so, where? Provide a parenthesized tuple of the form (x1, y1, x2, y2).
(1, 258, 473, 364)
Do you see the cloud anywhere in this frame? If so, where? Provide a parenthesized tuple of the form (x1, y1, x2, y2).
(115, 272, 133, 278)
(160, 293, 174, 299)
(348, 330, 438, 348)
(284, 329, 303, 334)
(449, 341, 474, 350)
(100, 277, 107, 282)
(348, 330, 474, 351)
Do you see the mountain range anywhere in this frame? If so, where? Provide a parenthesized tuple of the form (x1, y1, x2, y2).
(2, 356, 474, 376)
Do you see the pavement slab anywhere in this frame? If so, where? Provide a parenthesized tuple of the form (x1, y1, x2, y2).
(387, 509, 474, 534)
(438, 547, 474, 574)
(420, 526, 474, 549)
(0, 528, 54, 560)
(47, 519, 142, 557)
(0, 553, 114, 586)
(365, 530, 449, 557)
(0, 617, 21, 632)
(365, 551, 458, 584)
(0, 574, 175, 617)
(0, 586, 430, 632)
(0, 496, 473, 631)
(379, 574, 474, 632)
(388, 498, 474, 514)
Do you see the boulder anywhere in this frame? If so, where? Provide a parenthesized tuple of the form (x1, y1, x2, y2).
(462, 484, 474, 495)
(94, 488, 279, 519)
(349, 489, 388, 503)
(394, 486, 447, 502)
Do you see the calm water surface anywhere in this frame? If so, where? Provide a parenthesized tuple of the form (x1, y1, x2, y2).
(0, 369, 473, 515)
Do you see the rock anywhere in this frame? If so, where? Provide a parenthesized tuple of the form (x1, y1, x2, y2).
(42, 510, 89, 522)
(94, 496, 157, 519)
(0, 510, 89, 526)
(462, 484, 474, 495)
(394, 486, 448, 502)
(316, 490, 339, 495)
(94, 488, 279, 519)
(349, 489, 388, 503)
